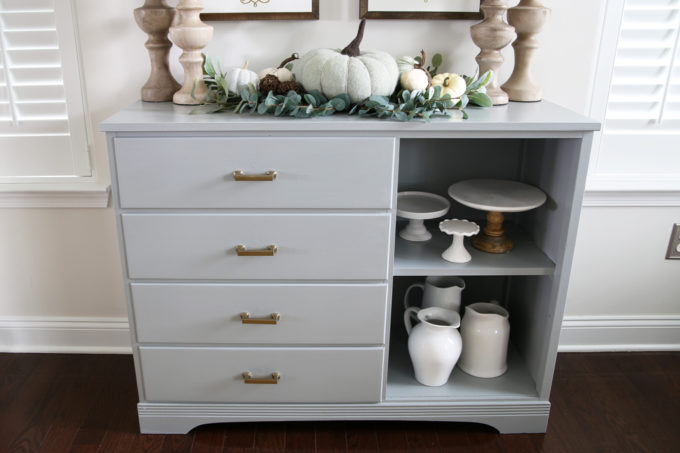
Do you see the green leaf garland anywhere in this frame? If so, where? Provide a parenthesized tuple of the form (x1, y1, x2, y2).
(192, 59, 493, 122)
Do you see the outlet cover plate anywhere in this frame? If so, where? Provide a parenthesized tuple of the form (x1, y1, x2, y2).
(666, 223, 680, 259)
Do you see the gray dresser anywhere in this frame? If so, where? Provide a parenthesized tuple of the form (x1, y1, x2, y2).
(102, 101, 598, 434)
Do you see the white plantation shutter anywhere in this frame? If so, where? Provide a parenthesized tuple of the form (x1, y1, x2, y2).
(0, 0, 90, 179)
(599, 0, 680, 180)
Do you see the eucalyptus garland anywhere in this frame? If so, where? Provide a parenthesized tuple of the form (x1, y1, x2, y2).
(193, 59, 493, 122)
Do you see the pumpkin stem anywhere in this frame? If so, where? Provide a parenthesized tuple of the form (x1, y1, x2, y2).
(416, 50, 433, 88)
(341, 19, 366, 57)
(278, 53, 299, 69)
(243, 61, 249, 70)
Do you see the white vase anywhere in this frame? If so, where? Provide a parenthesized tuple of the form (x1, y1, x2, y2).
(404, 307, 462, 386)
(459, 302, 510, 378)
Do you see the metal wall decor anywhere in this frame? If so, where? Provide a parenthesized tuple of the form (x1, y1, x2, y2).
(201, 0, 319, 20)
(360, 0, 482, 20)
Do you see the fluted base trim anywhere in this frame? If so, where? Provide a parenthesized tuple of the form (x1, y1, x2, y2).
(138, 401, 550, 434)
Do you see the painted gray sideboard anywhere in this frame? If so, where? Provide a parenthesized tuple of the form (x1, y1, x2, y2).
(101, 101, 599, 434)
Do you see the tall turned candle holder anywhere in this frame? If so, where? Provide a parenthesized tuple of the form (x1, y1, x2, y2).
(470, 0, 515, 105)
(134, 0, 181, 102)
(169, 0, 213, 105)
(501, 0, 550, 102)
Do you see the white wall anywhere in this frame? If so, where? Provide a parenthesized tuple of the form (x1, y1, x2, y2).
(0, 0, 677, 352)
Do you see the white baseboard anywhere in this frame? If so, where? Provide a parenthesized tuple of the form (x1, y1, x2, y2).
(1, 315, 679, 354)
(0, 317, 131, 353)
(559, 315, 680, 352)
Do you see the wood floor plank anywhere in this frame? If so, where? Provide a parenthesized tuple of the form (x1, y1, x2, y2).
(0, 356, 62, 452)
(375, 421, 408, 453)
(284, 422, 314, 453)
(253, 422, 286, 453)
(436, 423, 475, 453)
(314, 421, 346, 453)
(191, 425, 225, 453)
(67, 380, 134, 453)
(405, 422, 440, 453)
(161, 434, 195, 453)
(345, 421, 378, 453)
(38, 378, 105, 453)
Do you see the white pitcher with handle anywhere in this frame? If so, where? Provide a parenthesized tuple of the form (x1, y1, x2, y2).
(404, 276, 465, 312)
(404, 307, 462, 386)
(459, 302, 510, 378)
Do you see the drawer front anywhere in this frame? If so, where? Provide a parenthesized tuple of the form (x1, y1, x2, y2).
(131, 283, 388, 345)
(114, 137, 395, 209)
(122, 213, 390, 280)
(139, 346, 384, 403)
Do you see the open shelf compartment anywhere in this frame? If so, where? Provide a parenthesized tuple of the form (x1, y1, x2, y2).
(386, 336, 539, 402)
(394, 223, 555, 276)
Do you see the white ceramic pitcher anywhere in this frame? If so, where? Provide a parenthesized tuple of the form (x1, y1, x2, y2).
(404, 276, 465, 312)
(404, 307, 462, 387)
(458, 302, 510, 378)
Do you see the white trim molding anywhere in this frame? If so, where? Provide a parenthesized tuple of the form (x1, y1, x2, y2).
(583, 189, 680, 207)
(559, 315, 680, 352)
(0, 183, 110, 208)
(1, 315, 678, 354)
(0, 316, 130, 353)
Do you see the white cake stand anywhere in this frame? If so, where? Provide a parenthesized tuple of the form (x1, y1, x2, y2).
(448, 179, 547, 253)
(397, 191, 451, 242)
(439, 219, 480, 263)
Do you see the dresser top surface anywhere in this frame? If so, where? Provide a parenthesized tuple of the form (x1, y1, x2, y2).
(100, 100, 600, 134)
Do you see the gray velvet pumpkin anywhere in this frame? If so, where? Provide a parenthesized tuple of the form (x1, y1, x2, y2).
(292, 20, 399, 103)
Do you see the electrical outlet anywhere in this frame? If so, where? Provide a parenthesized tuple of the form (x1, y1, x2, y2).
(666, 224, 680, 259)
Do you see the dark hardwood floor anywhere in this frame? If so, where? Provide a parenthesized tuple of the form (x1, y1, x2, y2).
(0, 352, 678, 452)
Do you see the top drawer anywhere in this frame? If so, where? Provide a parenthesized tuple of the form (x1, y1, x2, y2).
(114, 137, 395, 209)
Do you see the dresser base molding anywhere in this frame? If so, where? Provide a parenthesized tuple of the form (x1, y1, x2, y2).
(137, 401, 550, 434)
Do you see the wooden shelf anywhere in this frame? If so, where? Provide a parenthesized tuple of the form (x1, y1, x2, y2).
(386, 329, 538, 402)
(393, 224, 555, 276)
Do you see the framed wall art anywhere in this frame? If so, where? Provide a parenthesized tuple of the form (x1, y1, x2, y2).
(201, 0, 319, 21)
(360, 0, 482, 20)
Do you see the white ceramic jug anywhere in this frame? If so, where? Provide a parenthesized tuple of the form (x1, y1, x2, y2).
(404, 276, 465, 312)
(404, 307, 462, 386)
(458, 302, 510, 378)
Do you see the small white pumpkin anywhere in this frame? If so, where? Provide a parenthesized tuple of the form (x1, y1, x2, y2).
(432, 73, 467, 99)
(292, 20, 399, 103)
(398, 50, 433, 92)
(258, 53, 298, 83)
(400, 69, 429, 92)
(226, 61, 259, 94)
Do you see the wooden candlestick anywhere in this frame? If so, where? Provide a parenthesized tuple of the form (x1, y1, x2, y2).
(472, 211, 514, 253)
(134, 0, 181, 102)
(501, 0, 551, 102)
(169, 0, 213, 105)
(470, 0, 515, 105)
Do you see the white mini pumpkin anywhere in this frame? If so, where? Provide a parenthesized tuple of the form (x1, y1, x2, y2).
(258, 53, 299, 83)
(226, 61, 259, 94)
(292, 20, 398, 103)
(400, 69, 429, 92)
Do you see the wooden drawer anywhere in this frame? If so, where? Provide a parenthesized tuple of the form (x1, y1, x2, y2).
(139, 346, 384, 403)
(122, 213, 391, 280)
(131, 283, 388, 345)
(114, 137, 395, 209)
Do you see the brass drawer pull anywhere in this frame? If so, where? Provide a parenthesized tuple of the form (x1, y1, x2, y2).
(242, 371, 281, 384)
(233, 170, 277, 181)
(235, 245, 278, 256)
(240, 312, 280, 325)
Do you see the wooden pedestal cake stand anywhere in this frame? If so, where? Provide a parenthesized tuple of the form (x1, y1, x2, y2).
(448, 179, 546, 253)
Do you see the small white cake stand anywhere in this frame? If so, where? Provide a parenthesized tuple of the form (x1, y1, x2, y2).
(397, 191, 451, 242)
(448, 179, 547, 253)
(439, 219, 480, 263)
